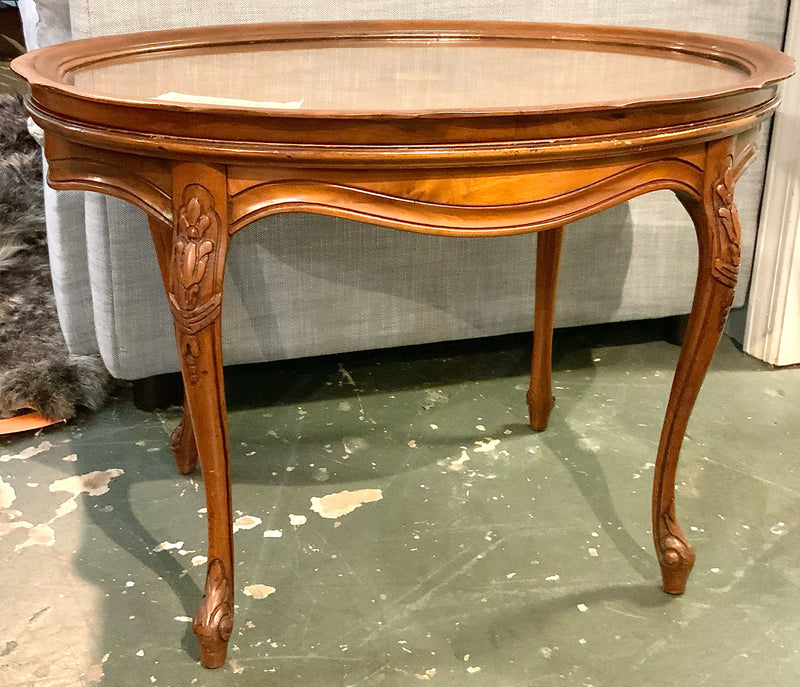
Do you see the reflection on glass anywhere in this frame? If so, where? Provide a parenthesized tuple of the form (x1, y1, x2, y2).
(70, 38, 746, 113)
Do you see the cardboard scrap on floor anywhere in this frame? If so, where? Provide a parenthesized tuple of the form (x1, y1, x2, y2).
(0, 412, 65, 435)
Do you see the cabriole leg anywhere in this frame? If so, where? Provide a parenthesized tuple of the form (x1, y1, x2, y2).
(170, 393, 199, 475)
(150, 163, 234, 667)
(528, 225, 564, 430)
(147, 218, 198, 475)
(655, 139, 741, 594)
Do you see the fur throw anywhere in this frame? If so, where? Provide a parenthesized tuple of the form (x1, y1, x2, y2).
(0, 94, 112, 419)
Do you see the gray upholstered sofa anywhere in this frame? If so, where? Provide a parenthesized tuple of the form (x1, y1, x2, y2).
(18, 1, 791, 387)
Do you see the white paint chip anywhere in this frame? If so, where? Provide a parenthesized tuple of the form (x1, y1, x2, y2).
(447, 449, 471, 472)
(232, 515, 262, 533)
(588, 547, 598, 557)
(191, 555, 207, 567)
(54, 499, 78, 519)
(415, 668, 437, 680)
(545, 574, 560, 581)
(0, 476, 16, 508)
(289, 514, 307, 527)
(0, 441, 53, 462)
(473, 438, 500, 453)
(14, 523, 55, 552)
(49, 469, 124, 498)
(62, 454, 78, 462)
(577, 603, 588, 612)
(263, 529, 283, 538)
(466, 666, 482, 674)
(243, 584, 276, 599)
(152, 540, 184, 553)
(174, 616, 193, 623)
(310, 489, 383, 519)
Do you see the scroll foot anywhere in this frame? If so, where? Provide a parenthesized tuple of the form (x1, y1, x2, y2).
(193, 558, 234, 669)
(655, 507, 696, 594)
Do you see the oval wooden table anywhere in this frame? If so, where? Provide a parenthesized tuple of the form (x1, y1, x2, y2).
(12, 21, 794, 668)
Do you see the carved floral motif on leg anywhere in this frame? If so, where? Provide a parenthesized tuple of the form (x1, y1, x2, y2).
(711, 156, 741, 290)
(193, 557, 234, 669)
(710, 155, 741, 330)
(168, 184, 224, 344)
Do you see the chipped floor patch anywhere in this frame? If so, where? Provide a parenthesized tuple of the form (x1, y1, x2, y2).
(447, 450, 470, 472)
(0, 441, 53, 462)
(191, 555, 207, 567)
(6, 468, 124, 552)
(232, 515, 262, 533)
(0, 476, 16, 508)
(473, 438, 500, 454)
(153, 540, 184, 553)
(243, 584, 276, 599)
(415, 668, 437, 680)
(309, 489, 383, 519)
(289, 514, 307, 526)
(49, 469, 125, 498)
(14, 523, 55, 552)
(263, 529, 282, 538)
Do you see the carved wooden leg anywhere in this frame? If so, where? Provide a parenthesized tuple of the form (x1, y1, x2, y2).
(151, 163, 234, 667)
(170, 393, 199, 475)
(147, 218, 199, 475)
(655, 139, 741, 594)
(528, 225, 564, 430)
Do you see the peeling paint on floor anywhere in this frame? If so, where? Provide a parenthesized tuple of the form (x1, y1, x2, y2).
(14, 522, 56, 551)
(0, 330, 798, 685)
(49, 468, 125, 498)
(309, 488, 383, 519)
(0, 440, 53, 462)
(473, 438, 500, 453)
(243, 584, 275, 599)
(447, 449, 471, 472)
(0, 475, 15, 508)
(232, 514, 262, 532)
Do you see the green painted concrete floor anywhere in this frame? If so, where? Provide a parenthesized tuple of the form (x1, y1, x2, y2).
(1, 323, 798, 687)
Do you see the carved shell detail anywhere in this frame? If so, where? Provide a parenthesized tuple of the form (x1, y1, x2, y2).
(193, 558, 234, 650)
(659, 509, 693, 568)
(711, 157, 741, 290)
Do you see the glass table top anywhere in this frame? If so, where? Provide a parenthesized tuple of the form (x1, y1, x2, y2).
(67, 37, 747, 114)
